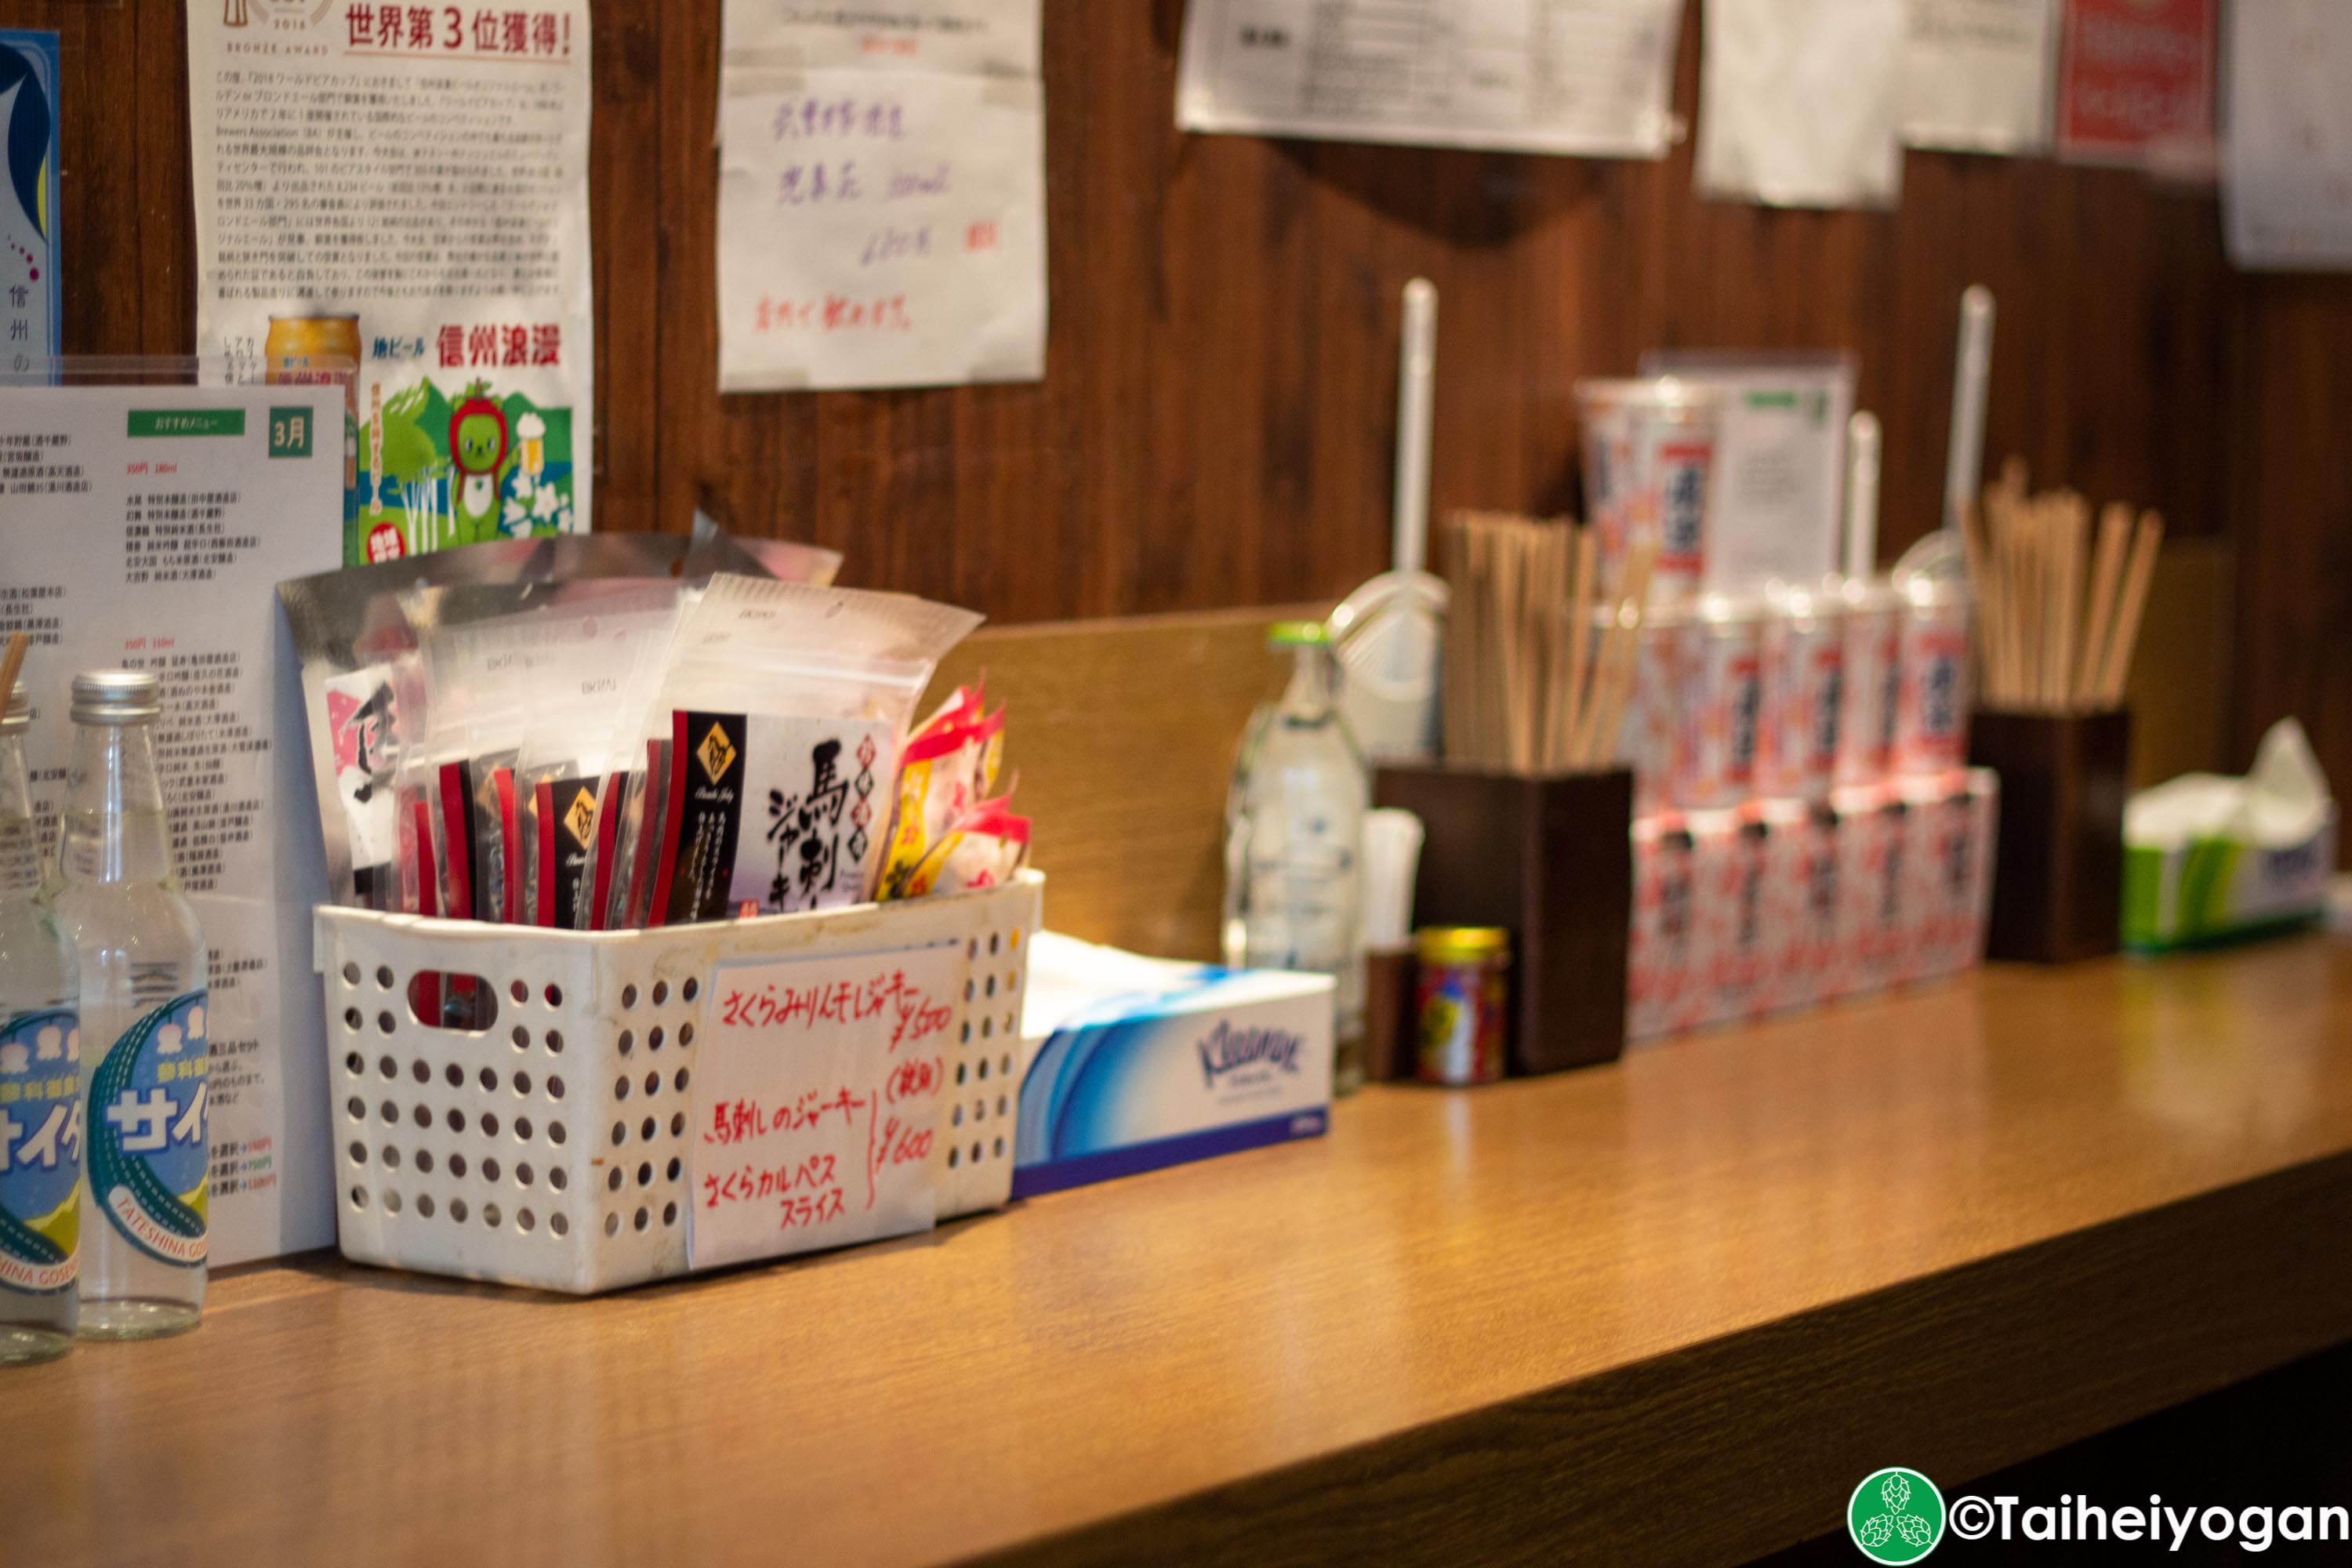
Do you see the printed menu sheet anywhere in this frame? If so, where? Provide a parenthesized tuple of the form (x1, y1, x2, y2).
(1174, 0, 1685, 159)
(0, 383, 344, 1266)
(688, 940, 960, 1267)
(2223, 0, 2352, 273)
(716, 0, 1047, 393)
(2053, 0, 2215, 165)
(187, 0, 595, 564)
(1696, 0, 1907, 209)
(1640, 351, 1854, 592)
(1900, 0, 2059, 154)
(0, 32, 59, 378)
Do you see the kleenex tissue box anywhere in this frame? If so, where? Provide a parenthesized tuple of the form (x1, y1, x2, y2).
(1011, 932, 1332, 1198)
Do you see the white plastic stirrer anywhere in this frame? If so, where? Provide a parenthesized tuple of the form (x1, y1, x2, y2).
(1943, 286, 1995, 537)
(1332, 278, 1447, 763)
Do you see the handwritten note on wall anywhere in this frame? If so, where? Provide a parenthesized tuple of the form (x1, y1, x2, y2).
(688, 940, 961, 1268)
(715, 0, 1047, 394)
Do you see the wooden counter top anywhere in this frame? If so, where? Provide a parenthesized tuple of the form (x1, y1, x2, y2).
(17, 936, 2352, 1566)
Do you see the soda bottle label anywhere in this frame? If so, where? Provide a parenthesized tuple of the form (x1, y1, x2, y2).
(87, 990, 209, 1268)
(0, 1008, 82, 1294)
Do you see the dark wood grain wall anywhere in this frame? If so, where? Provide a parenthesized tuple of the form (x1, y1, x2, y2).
(14, 0, 2352, 840)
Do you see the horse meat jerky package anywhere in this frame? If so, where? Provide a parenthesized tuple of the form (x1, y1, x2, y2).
(644, 578, 982, 925)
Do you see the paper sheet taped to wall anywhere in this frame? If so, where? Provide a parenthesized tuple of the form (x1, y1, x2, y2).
(1900, 0, 2060, 155)
(1174, 0, 1684, 159)
(2223, 0, 2352, 273)
(1696, 0, 1907, 210)
(187, 0, 596, 566)
(715, 0, 1047, 393)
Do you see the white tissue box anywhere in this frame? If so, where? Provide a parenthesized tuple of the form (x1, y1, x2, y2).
(1012, 934, 1331, 1197)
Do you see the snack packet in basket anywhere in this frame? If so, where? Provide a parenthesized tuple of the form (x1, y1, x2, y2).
(644, 578, 983, 926)
(878, 691, 1004, 900)
(902, 797, 1030, 898)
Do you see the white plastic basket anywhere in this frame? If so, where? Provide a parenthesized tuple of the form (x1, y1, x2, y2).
(314, 871, 1040, 1294)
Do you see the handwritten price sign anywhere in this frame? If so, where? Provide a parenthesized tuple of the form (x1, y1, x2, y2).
(687, 940, 960, 1268)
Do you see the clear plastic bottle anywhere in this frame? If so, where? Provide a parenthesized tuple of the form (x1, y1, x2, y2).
(49, 671, 208, 1339)
(1224, 622, 1368, 1094)
(0, 678, 82, 1363)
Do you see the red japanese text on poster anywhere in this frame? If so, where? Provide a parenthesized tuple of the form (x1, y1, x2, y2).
(2055, 0, 2215, 163)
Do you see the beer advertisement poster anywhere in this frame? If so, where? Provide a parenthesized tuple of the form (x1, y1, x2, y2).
(185, 0, 595, 565)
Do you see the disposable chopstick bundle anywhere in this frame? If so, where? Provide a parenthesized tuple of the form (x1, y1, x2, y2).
(1436, 512, 1650, 775)
(1969, 459, 2164, 715)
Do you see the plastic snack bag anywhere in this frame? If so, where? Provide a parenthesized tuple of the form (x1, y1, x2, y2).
(877, 692, 1004, 900)
(641, 577, 982, 926)
(902, 797, 1030, 898)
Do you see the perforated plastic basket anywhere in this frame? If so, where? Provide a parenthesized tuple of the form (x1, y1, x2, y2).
(314, 871, 1040, 1294)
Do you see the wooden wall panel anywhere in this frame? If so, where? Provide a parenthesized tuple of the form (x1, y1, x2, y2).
(2229, 274, 2352, 815)
(11, 0, 2349, 848)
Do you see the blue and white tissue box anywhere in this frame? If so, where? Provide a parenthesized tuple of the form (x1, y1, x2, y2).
(1011, 932, 1332, 1198)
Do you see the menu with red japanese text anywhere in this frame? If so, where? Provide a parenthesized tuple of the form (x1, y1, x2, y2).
(688, 939, 963, 1267)
(187, 0, 595, 564)
(2054, 0, 2215, 165)
(714, 0, 1046, 393)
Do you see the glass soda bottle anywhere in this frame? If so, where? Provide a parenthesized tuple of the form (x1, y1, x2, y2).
(1224, 622, 1368, 1094)
(49, 671, 209, 1338)
(0, 677, 82, 1363)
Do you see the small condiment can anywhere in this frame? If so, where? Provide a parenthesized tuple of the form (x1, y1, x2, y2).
(1759, 582, 1845, 801)
(1673, 592, 1766, 810)
(1832, 575, 1902, 786)
(1573, 378, 1722, 599)
(1414, 927, 1511, 1086)
(1893, 573, 1973, 775)
(1613, 600, 1687, 815)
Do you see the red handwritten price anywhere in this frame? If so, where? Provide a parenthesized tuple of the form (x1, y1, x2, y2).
(717, 967, 952, 1051)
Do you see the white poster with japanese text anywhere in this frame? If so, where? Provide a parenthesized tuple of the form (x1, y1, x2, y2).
(2224, 0, 2352, 273)
(1174, 0, 1685, 159)
(0, 383, 344, 1266)
(1697, 0, 1908, 209)
(1900, 0, 2059, 154)
(715, 0, 1047, 394)
(187, 0, 594, 565)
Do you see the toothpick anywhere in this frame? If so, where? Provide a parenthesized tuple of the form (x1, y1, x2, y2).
(2099, 510, 2164, 706)
(2074, 503, 2129, 708)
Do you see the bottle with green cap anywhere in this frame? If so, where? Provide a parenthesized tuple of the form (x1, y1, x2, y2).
(49, 670, 209, 1339)
(1223, 621, 1368, 1093)
(0, 674, 82, 1361)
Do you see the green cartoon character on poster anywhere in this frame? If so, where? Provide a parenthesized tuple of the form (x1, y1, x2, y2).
(448, 387, 512, 545)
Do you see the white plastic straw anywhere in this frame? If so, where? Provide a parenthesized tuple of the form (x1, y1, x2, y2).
(1844, 410, 1882, 580)
(1392, 280, 1438, 579)
(1944, 286, 1995, 536)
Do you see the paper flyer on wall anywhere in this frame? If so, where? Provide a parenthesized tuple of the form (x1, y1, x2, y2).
(0, 380, 344, 1266)
(2223, 0, 2352, 274)
(1174, 0, 1684, 159)
(721, 0, 1040, 78)
(186, 0, 594, 566)
(2053, 0, 2214, 166)
(0, 31, 60, 379)
(1900, 0, 2059, 155)
(1696, 0, 1907, 210)
(716, 0, 1047, 394)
